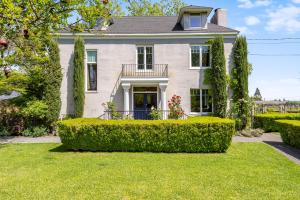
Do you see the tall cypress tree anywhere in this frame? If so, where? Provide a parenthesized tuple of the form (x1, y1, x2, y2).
(232, 36, 250, 129)
(43, 39, 62, 125)
(211, 36, 227, 118)
(73, 36, 85, 117)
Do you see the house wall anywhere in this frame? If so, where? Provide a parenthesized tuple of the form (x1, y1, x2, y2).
(58, 37, 235, 118)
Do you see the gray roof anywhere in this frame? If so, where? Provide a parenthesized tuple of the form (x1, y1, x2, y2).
(102, 16, 238, 34)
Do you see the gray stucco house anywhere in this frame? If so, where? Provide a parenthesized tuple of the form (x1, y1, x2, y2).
(58, 5, 239, 119)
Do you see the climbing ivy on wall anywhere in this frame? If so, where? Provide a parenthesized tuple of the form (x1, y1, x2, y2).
(73, 36, 85, 117)
(231, 36, 251, 130)
(205, 36, 227, 118)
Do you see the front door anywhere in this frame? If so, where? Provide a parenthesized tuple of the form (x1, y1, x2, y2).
(134, 93, 157, 119)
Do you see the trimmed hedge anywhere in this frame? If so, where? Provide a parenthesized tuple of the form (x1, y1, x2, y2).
(57, 117, 235, 153)
(276, 120, 300, 148)
(253, 113, 300, 132)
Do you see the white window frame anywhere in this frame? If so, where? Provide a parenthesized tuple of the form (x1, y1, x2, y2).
(189, 44, 211, 69)
(190, 88, 213, 115)
(136, 45, 154, 71)
(85, 49, 98, 93)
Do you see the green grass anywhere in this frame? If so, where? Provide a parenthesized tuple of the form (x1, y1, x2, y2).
(0, 143, 299, 200)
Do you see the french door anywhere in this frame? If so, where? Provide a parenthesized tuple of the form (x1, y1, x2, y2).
(137, 46, 153, 70)
(133, 93, 157, 120)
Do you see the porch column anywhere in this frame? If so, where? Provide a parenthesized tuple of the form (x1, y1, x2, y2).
(122, 83, 131, 116)
(159, 83, 168, 119)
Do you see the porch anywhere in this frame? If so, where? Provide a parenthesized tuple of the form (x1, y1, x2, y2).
(117, 64, 169, 119)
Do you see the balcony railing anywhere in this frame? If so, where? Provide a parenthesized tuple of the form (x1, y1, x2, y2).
(121, 64, 168, 78)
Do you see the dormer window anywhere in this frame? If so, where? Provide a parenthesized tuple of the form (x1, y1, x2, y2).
(190, 14, 202, 28)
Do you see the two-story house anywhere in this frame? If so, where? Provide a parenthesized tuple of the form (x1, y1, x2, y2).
(58, 5, 239, 119)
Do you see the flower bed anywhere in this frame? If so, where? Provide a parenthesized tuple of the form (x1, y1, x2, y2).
(57, 117, 235, 153)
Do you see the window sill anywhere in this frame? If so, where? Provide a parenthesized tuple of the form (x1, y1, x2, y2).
(85, 91, 98, 93)
(189, 67, 211, 70)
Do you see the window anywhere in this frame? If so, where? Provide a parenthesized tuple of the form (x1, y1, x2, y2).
(190, 89, 212, 113)
(190, 14, 202, 28)
(137, 46, 153, 70)
(87, 51, 97, 91)
(190, 89, 201, 113)
(190, 45, 211, 68)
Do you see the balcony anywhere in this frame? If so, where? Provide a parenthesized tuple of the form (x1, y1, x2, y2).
(121, 64, 168, 78)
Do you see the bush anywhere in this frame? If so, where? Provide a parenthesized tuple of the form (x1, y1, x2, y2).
(58, 117, 235, 153)
(22, 126, 48, 137)
(0, 101, 25, 135)
(0, 127, 11, 137)
(73, 36, 85, 117)
(276, 120, 300, 148)
(254, 113, 300, 132)
(210, 36, 227, 118)
(168, 95, 184, 119)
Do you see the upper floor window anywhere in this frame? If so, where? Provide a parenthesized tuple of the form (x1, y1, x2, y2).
(190, 14, 202, 28)
(87, 50, 97, 91)
(190, 45, 211, 68)
(137, 46, 153, 70)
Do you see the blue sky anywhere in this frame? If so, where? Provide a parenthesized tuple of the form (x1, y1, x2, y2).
(183, 0, 300, 100)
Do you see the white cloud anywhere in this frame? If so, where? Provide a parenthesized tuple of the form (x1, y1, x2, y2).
(293, 0, 300, 4)
(235, 26, 249, 34)
(238, 0, 272, 8)
(245, 16, 261, 25)
(266, 5, 300, 32)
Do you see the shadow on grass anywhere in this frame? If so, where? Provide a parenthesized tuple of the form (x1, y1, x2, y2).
(49, 145, 70, 152)
(0, 143, 7, 149)
(263, 141, 300, 161)
(49, 145, 229, 154)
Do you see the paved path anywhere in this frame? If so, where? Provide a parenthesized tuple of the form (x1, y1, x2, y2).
(1, 133, 299, 165)
(233, 133, 282, 143)
(0, 136, 61, 144)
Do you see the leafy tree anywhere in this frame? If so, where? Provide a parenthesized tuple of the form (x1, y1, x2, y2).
(231, 36, 250, 130)
(73, 37, 85, 117)
(126, 0, 186, 16)
(210, 36, 227, 118)
(253, 88, 262, 101)
(0, 71, 28, 95)
(43, 39, 63, 124)
(0, 0, 114, 78)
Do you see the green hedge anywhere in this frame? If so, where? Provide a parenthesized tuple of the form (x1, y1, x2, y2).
(276, 120, 300, 148)
(253, 113, 300, 132)
(57, 117, 235, 153)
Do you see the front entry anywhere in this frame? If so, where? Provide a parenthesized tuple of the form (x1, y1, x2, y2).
(134, 93, 157, 119)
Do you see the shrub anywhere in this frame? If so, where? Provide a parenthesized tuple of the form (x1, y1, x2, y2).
(168, 95, 184, 119)
(231, 36, 251, 130)
(0, 127, 11, 137)
(254, 113, 300, 132)
(276, 120, 300, 148)
(43, 39, 63, 125)
(21, 100, 48, 127)
(149, 107, 162, 120)
(73, 36, 85, 117)
(22, 126, 48, 137)
(0, 101, 25, 135)
(210, 36, 227, 118)
(57, 117, 235, 153)
(102, 101, 121, 119)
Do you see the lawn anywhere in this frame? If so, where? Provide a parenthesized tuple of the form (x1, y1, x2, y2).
(0, 143, 299, 200)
